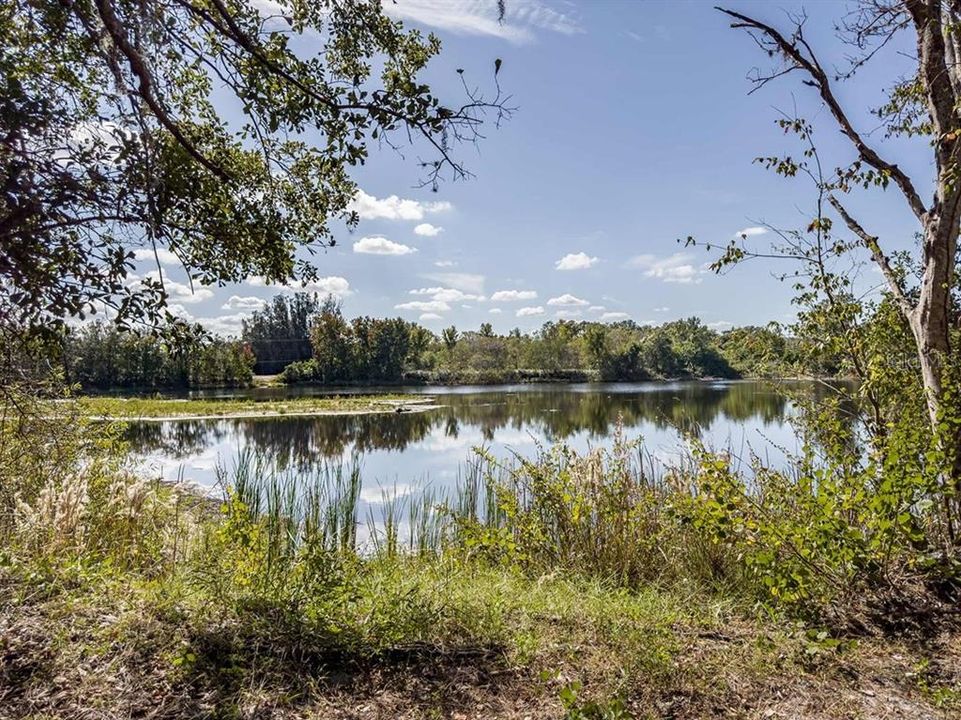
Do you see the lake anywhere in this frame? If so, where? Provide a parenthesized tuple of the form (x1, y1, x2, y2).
(126, 381, 819, 505)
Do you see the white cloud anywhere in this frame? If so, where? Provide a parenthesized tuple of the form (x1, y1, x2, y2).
(247, 275, 351, 298)
(409, 287, 485, 302)
(546, 293, 589, 307)
(601, 312, 630, 321)
(383, 0, 582, 44)
(516, 306, 545, 317)
(588, 305, 605, 313)
(142, 270, 213, 304)
(628, 253, 704, 284)
(165, 303, 192, 320)
(168, 304, 249, 336)
(353, 236, 417, 256)
(68, 121, 131, 165)
(555, 310, 582, 319)
(654, 306, 670, 312)
(490, 289, 537, 302)
(414, 223, 443, 237)
(197, 313, 250, 337)
(489, 308, 503, 314)
(305, 276, 352, 297)
(708, 320, 734, 330)
(419, 313, 443, 321)
(736, 226, 768, 237)
(360, 483, 416, 505)
(555, 252, 598, 271)
(434, 260, 457, 267)
(421, 272, 485, 294)
(133, 248, 181, 266)
(348, 189, 451, 221)
(222, 295, 266, 311)
(249, 0, 284, 17)
(395, 300, 451, 313)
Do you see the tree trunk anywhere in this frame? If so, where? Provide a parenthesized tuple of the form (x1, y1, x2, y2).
(912, 220, 956, 431)
(911, 211, 961, 515)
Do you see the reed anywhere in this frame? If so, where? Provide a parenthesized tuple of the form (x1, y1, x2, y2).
(208, 423, 721, 593)
(219, 448, 363, 555)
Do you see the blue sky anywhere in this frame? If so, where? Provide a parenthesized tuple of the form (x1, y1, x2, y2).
(137, 0, 928, 336)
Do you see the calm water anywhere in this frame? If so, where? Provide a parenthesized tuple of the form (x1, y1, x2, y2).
(126, 381, 818, 502)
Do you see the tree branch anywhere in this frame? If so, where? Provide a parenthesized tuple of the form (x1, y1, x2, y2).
(717, 6, 929, 222)
(88, 0, 232, 182)
(827, 194, 915, 317)
(904, 0, 959, 152)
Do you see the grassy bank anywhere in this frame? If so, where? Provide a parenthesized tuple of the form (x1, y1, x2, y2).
(5, 553, 959, 719)
(73, 393, 436, 420)
(1, 402, 959, 718)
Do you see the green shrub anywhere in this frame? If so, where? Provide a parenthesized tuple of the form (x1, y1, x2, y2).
(446, 425, 726, 589)
(278, 358, 319, 383)
(674, 427, 949, 618)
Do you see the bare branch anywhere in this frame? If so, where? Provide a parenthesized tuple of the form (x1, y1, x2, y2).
(827, 194, 914, 317)
(717, 6, 929, 222)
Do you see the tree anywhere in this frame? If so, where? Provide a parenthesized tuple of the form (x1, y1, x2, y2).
(661, 318, 733, 378)
(364, 317, 412, 381)
(1, 0, 508, 334)
(442, 326, 459, 354)
(241, 293, 319, 374)
(308, 298, 352, 384)
(407, 325, 435, 370)
(640, 331, 680, 379)
(582, 324, 609, 369)
(718, 325, 790, 378)
(479, 322, 494, 337)
(715, 3, 961, 471)
(63, 321, 253, 388)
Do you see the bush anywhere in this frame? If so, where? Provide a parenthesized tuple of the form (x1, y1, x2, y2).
(674, 428, 952, 621)
(1, 392, 192, 573)
(279, 359, 320, 384)
(446, 425, 730, 590)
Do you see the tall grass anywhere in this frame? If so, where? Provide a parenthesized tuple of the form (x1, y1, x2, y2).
(223, 448, 363, 555)
(1, 389, 195, 573)
(5, 394, 943, 629)
(4, 405, 957, 720)
(202, 415, 940, 624)
(205, 424, 732, 599)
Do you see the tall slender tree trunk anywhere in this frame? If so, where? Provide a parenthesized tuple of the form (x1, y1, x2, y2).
(912, 219, 957, 433)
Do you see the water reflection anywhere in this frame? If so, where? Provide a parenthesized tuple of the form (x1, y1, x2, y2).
(124, 381, 837, 489)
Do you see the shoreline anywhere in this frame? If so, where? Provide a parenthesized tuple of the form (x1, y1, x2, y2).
(90, 402, 442, 422)
(71, 395, 440, 421)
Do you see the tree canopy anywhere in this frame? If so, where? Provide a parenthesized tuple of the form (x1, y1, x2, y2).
(241, 292, 319, 374)
(1, 0, 507, 334)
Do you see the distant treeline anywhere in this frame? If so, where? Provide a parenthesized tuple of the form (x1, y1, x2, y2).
(266, 295, 810, 385)
(61, 324, 255, 390)
(50, 293, 823, 391)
